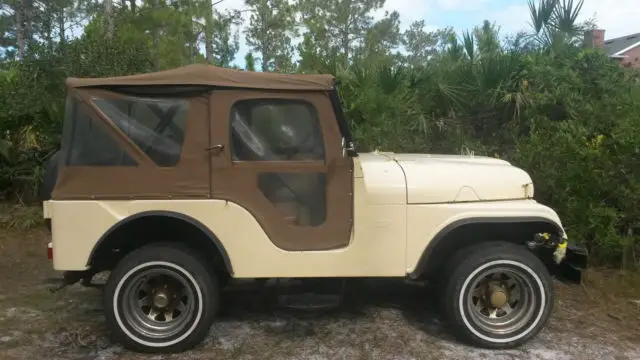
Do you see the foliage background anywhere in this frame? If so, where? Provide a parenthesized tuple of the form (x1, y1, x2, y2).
(0, 0, 638, 267)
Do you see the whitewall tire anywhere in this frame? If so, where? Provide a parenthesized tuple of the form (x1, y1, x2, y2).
(103, 243, 219, 353)
(443, 242, 554, 349)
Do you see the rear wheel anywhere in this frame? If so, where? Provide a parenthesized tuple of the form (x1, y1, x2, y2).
(103, 243, 219, 353)
(443, 242, 554, 349)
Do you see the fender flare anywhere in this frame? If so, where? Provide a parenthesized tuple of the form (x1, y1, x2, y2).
(87, 210, 233, 275)
(408, 216, 564, 279)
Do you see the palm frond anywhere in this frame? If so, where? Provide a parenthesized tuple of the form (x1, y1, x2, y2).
(528, 0, 558, 35)
(462, 30, 475, 61)
(551, 0, 584, 36)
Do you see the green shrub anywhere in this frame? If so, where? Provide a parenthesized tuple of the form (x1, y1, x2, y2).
(1, 23, 638, 267)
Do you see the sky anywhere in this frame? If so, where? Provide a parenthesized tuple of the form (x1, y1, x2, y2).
(214, 0, 640, 68)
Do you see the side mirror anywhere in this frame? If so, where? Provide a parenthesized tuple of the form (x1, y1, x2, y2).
(341, 136, 357, 158)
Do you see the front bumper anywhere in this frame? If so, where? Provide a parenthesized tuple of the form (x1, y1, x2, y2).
(551, 244, 588, 283)
(528, 233, 588, 284)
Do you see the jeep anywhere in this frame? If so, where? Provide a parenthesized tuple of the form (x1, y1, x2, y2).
(41, 64, 587, 353)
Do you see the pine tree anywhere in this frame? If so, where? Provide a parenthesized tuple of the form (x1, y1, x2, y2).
(244, 0, 296, 72)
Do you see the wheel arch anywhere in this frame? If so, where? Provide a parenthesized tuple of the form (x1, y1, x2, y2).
(409, 216, 564, 280)
(87, 210, 233, 276)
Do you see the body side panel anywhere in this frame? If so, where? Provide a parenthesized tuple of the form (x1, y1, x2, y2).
(405, 200, 565, 273)
(47, 157, 408, 277)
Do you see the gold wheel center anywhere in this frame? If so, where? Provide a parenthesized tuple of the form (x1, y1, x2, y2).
(489, 288, 508, 308)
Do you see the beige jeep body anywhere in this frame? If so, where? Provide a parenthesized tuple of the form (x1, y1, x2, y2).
(41, 65, 587, 353)
(45, 153, 563, 278)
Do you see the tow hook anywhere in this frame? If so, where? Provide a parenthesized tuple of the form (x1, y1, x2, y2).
(527, 232, 588, 284)
(527, 232, 568, 263)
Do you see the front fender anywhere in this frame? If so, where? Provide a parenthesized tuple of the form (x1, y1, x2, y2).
(405, 200, 585, 281)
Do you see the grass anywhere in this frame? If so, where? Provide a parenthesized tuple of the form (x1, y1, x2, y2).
(0, 203, 43, 230)
(551, 268, 640, 344)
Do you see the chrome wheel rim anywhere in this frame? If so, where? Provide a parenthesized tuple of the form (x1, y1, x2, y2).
(466, 266, 537, 336)
(120, 267, 196, 340)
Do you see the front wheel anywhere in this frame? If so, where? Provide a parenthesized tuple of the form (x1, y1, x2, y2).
(103, 243, 219, 353)
(443, 242, 554, 349)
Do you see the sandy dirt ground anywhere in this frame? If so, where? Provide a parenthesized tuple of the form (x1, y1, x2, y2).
(0, 228, 639, 360)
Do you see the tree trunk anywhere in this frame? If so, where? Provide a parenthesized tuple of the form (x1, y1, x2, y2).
(24, 0, 33, 45)
(259, 6, 269, 71)
(153, 0, 159, 70)
(153, 34, 159, 70)
(58, 2, 66, 44)
(15, 0, 24, 59)
(104, 0, 113, 38)
(205, 0, 214, 63)
(622, 226, 635, 271)
(342, 31, 349, 69)
(130, 0, 136, 14)
(43, 3, 53, 52)
(341, 10, 353, 69)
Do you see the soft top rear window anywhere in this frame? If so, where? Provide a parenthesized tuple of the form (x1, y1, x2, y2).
(92, 96, 189, 167)
(60, 95, 137, 167)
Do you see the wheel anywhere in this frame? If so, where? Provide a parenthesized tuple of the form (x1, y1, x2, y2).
(103, 243, 219, 353)
(443, 242, 554, 349)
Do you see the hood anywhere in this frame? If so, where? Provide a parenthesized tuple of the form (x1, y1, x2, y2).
(376, 152, 534, 204)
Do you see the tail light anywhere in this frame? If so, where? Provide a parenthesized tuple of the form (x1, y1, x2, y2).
(47, 242, 53, 260)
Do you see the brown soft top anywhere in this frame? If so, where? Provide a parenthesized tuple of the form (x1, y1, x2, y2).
(65, 64, 335, 91)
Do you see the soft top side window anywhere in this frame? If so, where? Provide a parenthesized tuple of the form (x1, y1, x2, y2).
(92, 96, 189, 167)
(61, 95, 137, 167)
(230, 99, 325, 162)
